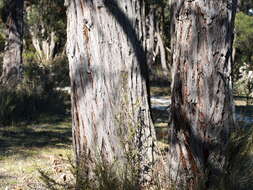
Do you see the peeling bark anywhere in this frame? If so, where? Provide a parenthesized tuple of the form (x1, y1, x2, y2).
(169, 0, 237, 189)
(0, 0, 24, 86)
(66, 0, 157, 185)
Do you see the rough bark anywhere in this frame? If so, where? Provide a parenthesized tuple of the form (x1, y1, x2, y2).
(168, 0, 237, 189)
(65, 0, 157, 185)
(0, 0, 24, 86)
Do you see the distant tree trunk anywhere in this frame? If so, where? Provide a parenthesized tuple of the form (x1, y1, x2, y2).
(30, 29, 56, 64)
(65, 0, 157, 185)
(146, 5, 169, 77)
(156, 6, 169, 77)
(0, 0, 24, 86)
(156, 31, 168, 76)
(169, 0, 237, 189)
(146, 6, 155, 71)
(26, 6, 56, 64)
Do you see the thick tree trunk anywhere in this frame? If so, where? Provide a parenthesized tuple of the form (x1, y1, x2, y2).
(0, 0, 24, 86)
(65, 0, 157, 185)
(168, 0, 237, 189)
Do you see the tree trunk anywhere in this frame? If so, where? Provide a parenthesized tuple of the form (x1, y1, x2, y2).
(65, 0, 157, 185)
(0, 0, 24, 86)
(156, 31, 169, 76)
(146, 5, 155, 72)
(30, 29, 56, 64)
(168, 0, 237, 189)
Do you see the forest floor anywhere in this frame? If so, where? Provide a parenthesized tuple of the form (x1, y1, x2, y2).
(1, 83, 253, 189)
(0, 115, 75, 190)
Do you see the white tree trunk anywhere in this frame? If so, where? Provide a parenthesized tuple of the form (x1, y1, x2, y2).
(156, 32, 168, 76)
(30, 29, 56, 64)
(65, 0, 158, 185)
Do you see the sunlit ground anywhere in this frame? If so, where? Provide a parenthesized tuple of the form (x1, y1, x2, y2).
(0, 116, 74, 190)
(1, 84, 253, 189)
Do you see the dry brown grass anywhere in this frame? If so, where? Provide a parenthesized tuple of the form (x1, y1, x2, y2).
(0, 117, 74, 190)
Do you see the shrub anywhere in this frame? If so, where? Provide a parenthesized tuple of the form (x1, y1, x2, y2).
(0, 53, 70, 125)
(216, 127, 253, 190)
(0, 87, 68, 125)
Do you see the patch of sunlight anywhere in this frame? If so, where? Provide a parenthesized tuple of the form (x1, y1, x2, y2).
(155, 122, 168, 128)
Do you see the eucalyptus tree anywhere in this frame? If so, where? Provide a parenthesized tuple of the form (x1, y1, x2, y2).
(26, 0, 66, 64)
(0, 0, 24, 86)
(169, 0, 237, 189)
(65, 0, 158, 185)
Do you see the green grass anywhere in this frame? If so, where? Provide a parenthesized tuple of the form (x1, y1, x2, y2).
(0, 115, 74, 190)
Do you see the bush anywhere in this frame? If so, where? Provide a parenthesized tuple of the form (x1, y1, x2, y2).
(216, 127, 253, 190)
(0, 87, 68, 125)
(0, 52, 70, 125)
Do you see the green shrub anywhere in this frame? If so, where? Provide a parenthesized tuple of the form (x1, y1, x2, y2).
(0, 52, 70, 125)
(0, 87, 68, 125)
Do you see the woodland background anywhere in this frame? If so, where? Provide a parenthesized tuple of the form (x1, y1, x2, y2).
(0, 0, 252, 189)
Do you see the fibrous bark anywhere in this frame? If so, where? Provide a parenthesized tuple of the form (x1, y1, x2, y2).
(65, 0, 157, 185)
(169, 0, 237, 189)
(1, 0, 24, 86)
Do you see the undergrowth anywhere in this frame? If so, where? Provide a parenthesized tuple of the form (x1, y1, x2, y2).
(218, 126, 253, 190)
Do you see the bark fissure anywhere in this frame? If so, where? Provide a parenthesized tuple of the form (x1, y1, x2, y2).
(66, 0, 158, 185)
(169, 0, 237, 189)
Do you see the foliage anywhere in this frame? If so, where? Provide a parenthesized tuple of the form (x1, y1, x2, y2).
(0, 0, 8, 24)
(234, 11, 253, 96)
(23, 52, 70, 90)
(234, 62, 253, 97)
(239, 0, 253, 13)
(39, 152, 170, 190)
(26, 0, 66, 53)
(217, 127, 253, 190)
(233, 11, 253, 89)
(0, 87, 67, 125)
(0, 54, 70, 125)
(50, 56, 70, 88)
(0, 30, 4, 51)
(27, 0, 66, 35)
(235, 12, 253, 63)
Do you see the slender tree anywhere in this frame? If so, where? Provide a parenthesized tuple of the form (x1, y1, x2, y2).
(65, 0, 157, 185)
(0, 0, 24, 86)
(26, 0, 66, 64)
(168, 0, 237, 189)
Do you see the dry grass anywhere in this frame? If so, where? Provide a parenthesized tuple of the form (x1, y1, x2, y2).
(0, 117, 74, 190)
(1, 86, 253, 190)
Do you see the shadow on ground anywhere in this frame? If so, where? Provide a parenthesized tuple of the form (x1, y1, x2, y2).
(236, 105, 253, 117)
(0, 115, 72, 159)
